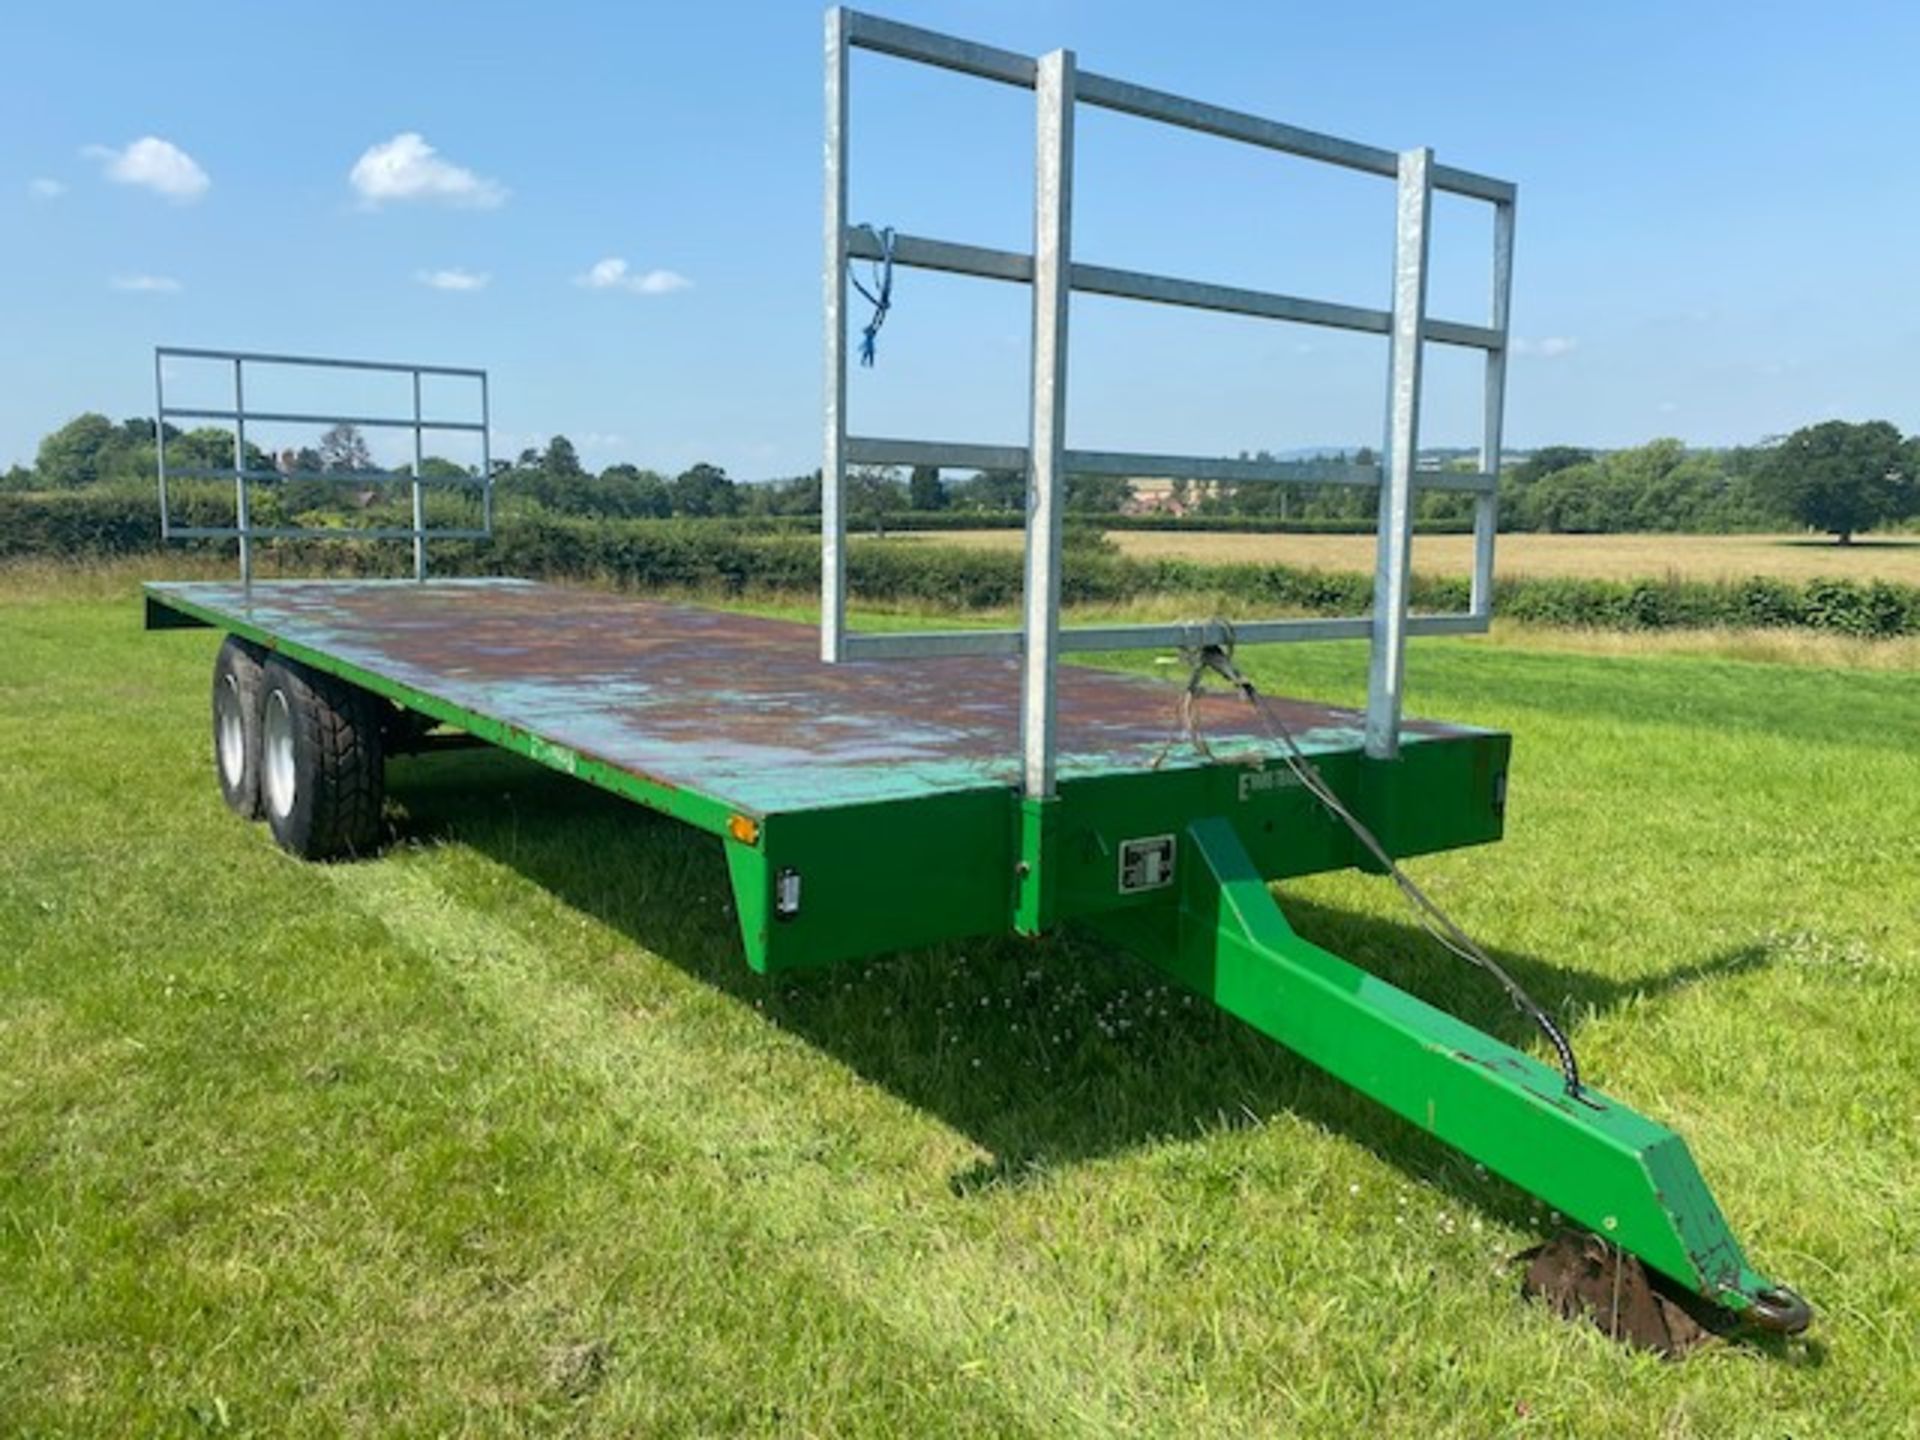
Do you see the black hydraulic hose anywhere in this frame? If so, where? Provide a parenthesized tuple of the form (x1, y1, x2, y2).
(1194, 643, 1585, 1099)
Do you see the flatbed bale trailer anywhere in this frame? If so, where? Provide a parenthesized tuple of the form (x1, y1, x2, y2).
(142, 8, 1809, 1346)
(145, 578, 1509, 971)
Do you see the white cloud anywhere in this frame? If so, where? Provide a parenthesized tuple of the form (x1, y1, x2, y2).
(350, 133, 505, 208)
(1512, 335, 1578, 360)
(111, 274, 183, 293)
(575, 257, 691, 295)
(415, 267, 491, 291)
(28, 178, 66, 199)
(84, 137, 209, 202)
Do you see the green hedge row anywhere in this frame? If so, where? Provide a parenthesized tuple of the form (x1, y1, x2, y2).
(831, 512, 1470, 536)
(1494, 573, 1920, 638)
(6, 492, 1917, 637)
(699, 511, 1463, 536)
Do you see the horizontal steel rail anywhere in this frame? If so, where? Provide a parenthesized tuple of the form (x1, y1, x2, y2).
(861, 231, 1033, 283)
(846, 434, 1496, 494)
(843, 611, 1486, 661)
(844, 435, 1030, 472)
(1073, 260, 1392, 338)
(160, 406, 486, 433)
(841, 10, 1511, 203)
(157, 345, 484, 379)
(846, 228, 1503, 352)
(842, 10, 1036, 85)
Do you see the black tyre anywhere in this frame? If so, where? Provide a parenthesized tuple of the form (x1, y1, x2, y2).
(257, 656, 386, 860)
(212, 636, 266, 818)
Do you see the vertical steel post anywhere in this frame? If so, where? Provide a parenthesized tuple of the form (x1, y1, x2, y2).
(154, 349, 171, 541)
(480, 371, 494, 534)
(1472, 197, 1515, 619)
(820, 6, 851, 662)
(1365, 147, 1432, 761)
(411, 369, 427, 581)
(1020, 48, 1076, 800)
(232, 357, 253, 587)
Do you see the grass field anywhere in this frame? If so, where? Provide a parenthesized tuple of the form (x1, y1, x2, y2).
(889, 528, 1920, 585)
(4, 565, 1918, 1436)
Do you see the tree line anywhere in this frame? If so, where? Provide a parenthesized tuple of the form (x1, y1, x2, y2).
(8, 411, 1916, 543)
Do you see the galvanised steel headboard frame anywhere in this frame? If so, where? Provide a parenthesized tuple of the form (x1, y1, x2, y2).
(818, 9, 1516, 794)
(154, 347, 492, 585)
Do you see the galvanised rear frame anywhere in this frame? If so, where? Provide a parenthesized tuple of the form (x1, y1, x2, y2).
(818, 9, 1512, 943)
(141, 7, 1809, 1338)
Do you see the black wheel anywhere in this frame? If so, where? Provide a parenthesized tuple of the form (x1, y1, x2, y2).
(212, 637, 266, 818)
(257, 656, 386, 860)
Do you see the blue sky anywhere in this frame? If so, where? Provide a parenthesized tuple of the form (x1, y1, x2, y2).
(4, 1, 1917, 478)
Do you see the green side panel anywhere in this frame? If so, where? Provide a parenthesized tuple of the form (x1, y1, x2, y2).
(727, 732, 1510, 970)
(740, 787, 1017, 974)
(1091, 816, 1785, 1314)
(1049, 732, 1509, 925)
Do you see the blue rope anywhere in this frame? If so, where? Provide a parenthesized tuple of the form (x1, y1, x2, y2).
(848, 224, 895, 366)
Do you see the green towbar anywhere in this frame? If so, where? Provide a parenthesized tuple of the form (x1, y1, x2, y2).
(1094, 815, 1807, 1329)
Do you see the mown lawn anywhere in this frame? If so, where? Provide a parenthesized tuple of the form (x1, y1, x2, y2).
(2, 567, 1916, 1437)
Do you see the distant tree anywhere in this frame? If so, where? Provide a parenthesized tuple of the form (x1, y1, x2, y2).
(150, 426, 273, 482)
(418, 456, 471, 480)
(1755, 420, 1916, 544)
(739, 471, 821, 518)
(545, 435, 583, 478)
(670, 461, 739, 518)
(264, 446, 330, 516)
(598, 463, 672, 518)
(1509, 445, 1593, 487)
(950, 467, 1025, 512)
(907, 464, 946, 511)
(1498, 445, 1592, 530)
(1, 464, 36, 492)
(1513, 438, 1795, 534)
(1064, 472, 1132, 514)
(769, 470, 822, 515)
(36, 413, 118, 488)
(846, 465, 906, 533)
(317, 423, 375, 474)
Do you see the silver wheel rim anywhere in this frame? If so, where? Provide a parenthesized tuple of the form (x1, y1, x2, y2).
(262, 688, 296, 820)
(216, 673, 246, 788)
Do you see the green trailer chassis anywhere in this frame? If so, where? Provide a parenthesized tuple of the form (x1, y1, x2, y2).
(146, 580, 1808, 1334)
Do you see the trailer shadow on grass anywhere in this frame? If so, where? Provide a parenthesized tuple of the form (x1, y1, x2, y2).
(387, 749, 1780, 1253)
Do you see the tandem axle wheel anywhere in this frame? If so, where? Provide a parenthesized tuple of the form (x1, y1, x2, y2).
(211, 643, 385, 860)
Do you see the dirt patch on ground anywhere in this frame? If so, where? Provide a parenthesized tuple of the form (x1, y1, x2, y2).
(1518, 1232, 1712, 1357)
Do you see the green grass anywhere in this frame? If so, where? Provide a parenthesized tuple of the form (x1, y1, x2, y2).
(2, 568, 1917, 1437)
